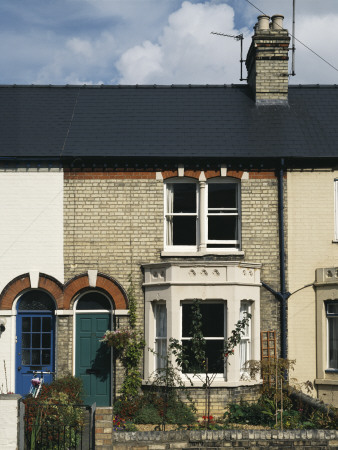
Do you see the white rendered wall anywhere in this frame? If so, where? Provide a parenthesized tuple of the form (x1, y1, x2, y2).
(0, 395, 21, 449)
(0, 171, 64, 292)
(0, 170, 64, 392)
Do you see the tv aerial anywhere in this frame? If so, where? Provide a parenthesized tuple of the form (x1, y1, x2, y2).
(211, 32, 247, 81)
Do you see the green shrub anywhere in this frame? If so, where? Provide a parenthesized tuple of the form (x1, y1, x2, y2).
(134, 404, 162, 424)
(114, 392, 196, 425)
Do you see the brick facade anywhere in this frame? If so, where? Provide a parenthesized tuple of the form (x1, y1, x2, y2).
(62, 169, 283, 407)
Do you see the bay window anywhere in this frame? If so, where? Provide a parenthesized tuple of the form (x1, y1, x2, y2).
(164, 177, 240, 251)
(181, 302, 225, 374)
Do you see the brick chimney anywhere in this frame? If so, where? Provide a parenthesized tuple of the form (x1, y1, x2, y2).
(246, 14, 290, 104)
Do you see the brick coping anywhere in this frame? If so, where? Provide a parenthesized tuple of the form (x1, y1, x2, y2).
(110, 429, 338, 443)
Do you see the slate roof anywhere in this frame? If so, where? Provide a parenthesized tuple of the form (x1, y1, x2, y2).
(0, 84, 337, 160)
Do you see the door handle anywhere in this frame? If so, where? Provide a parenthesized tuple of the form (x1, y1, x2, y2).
(18, 366, 22, 371)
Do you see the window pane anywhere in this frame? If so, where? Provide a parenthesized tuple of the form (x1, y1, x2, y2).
(156, 340, 167, 370)
(18, 291, 55, 311)
(42, 317, 51, 332)
(208, 216, 237, 241)
(42, 350, 51, 365)
(172, 184, 196, 213)
(328, 317, 338, 369)
(32, 334, 40, 348)
(327, 304, 338, 315)
(22, 350, 30, 365)
(32, 350, 40, 365)
(22, 334, 30, 349)
(156, 305, 167, 338)
(77, 293, 111, 310)
(32, 317, 41, 332)
(22, 317, 31, 332)
(172, 216, 196, 245)
(182, 303, 224, 337)
(206, 340, 224, 373)
(182, 340, 224, 373)
(208, 184, 237, 209)
(42, 334, 51, 349)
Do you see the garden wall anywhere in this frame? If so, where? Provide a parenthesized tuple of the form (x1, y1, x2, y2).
(97, 428, 338, 449)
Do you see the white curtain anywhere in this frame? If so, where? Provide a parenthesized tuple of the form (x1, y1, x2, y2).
(166, 185, 174, 246)
(155, 304, 167, 370)
(329, 317, 338, 369)
(239, 302, 251, 374)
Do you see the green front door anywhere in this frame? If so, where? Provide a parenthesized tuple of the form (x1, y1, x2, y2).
(76, 314, 111, 406)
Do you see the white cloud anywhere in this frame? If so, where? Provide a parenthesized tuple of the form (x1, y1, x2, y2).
(117, 1, 250, 84)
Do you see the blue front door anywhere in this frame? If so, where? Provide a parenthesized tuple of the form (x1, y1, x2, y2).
(16, 291, 55, 396)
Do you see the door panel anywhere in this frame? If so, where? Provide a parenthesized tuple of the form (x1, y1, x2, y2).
(16, 313, 55, 395)
(76, 314, 111, 406)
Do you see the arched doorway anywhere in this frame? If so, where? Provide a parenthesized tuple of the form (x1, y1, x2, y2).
(16, 290, 56, 395)
(75, 292, 112, 406)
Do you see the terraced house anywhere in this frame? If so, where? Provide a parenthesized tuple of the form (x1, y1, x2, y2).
(0, 14, 337, 411)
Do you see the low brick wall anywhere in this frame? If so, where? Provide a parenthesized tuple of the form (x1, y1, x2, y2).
(108, 429, 338, 449)
(95, 410, 338, 450)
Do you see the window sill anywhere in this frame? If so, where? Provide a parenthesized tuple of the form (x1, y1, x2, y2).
(332, 240, 338, 243)
(315, 377, 338, 385)
(161, 250, 245, 258)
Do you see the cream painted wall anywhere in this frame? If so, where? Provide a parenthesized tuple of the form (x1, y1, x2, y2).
(287, 170, 338, 390)
(0, 171, 64, 392)
(0, 171, 64, 292)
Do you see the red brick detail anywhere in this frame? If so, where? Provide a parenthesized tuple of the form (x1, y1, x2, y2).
(63, 275, 90, 309)
(0, 274, 62, 310)
(64, 274, 128, 310)
(183, 170, 201, 179)
(96, 277, 128, 310)
(0, 276, 31, 310)
(162, 170, 178, 179)
(249, 171, 278, 179)
(64, 171, 156, 180)
(38, 276, 64, 309)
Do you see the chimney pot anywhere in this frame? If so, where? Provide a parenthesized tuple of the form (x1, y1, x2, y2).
(257, 15, 270, 31)
(271, 14, 284, 31)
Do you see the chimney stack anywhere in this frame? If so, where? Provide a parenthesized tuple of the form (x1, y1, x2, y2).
(246, 14, 290, 104)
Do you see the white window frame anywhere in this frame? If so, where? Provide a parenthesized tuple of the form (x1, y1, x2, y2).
(326, 301, 338, 370)
(205, 178, 241, 250)
(164, 177, 241, 252)
(164, 178, 199, 252)
(334, 179, 338, 241)
(180, 300, 226, 378)
(239, 301, 252, 376)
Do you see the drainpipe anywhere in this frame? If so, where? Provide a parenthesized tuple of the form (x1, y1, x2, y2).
(261, 159, 290, 360)
(279, 158, 288, 359)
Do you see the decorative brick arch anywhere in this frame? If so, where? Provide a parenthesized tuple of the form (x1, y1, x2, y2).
(0, 273, 63, 310)
(64, 273, 128, 310)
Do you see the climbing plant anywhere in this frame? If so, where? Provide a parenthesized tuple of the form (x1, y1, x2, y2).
(101, 274, 145, 399)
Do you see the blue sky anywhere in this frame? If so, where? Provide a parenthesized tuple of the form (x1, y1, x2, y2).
(0, 0, 337, 85)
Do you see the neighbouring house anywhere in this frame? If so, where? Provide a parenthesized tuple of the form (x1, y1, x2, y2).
(0, 13, 337, 412)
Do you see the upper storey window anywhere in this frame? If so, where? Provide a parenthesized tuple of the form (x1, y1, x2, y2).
(165, 182, 198, 246)
(164, 177, 240, 252)
(207, 180, 240, 248)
